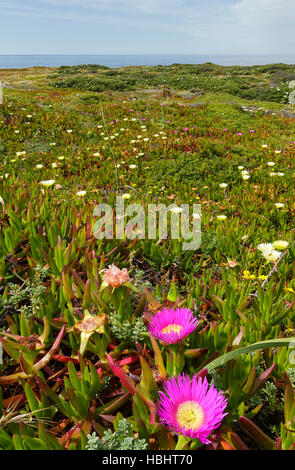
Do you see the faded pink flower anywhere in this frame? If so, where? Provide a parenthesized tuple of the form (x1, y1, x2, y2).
(100, 264, 130, 288)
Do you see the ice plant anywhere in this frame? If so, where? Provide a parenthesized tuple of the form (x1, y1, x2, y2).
(74, 310, 108, 356)
(39, 179, 56, 187)
(257, 243, 281, 262)
(76, 190, 87, 197)
(272, 240, 289, 250)
(148, 307, 198, 345)
(100, 264, 130, 289)
(157, 374, 227, 444)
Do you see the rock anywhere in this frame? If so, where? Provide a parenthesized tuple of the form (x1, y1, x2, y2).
(190, 89, 203, 96)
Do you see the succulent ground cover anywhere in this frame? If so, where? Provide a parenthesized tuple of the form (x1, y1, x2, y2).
(0, 63, 295, 450)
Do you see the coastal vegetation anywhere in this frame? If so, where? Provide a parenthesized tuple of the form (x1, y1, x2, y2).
(0, 62, 295, 450)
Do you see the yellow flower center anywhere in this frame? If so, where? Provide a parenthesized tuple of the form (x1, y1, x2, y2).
(162, 324, 183, 335)
(176, 401, 204, 431)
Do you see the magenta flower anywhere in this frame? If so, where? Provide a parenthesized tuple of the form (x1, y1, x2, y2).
(148, 307, 198, 344)
(157, 374, 228, 444)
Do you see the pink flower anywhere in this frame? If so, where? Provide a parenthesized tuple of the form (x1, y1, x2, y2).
(148, 307, 198, 345)
(157, 374, 228, 443)
(100, 264, 130, 288)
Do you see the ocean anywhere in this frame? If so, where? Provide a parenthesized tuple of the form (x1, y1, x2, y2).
(1, 54, 295, 69)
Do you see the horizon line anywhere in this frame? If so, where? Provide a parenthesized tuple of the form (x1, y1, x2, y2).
(1, 53, 294, 57)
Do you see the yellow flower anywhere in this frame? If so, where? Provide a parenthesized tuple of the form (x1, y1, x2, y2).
(272, 240, 289, 250)
(285, 287, 295, 293)
(243, 270, 256, 280)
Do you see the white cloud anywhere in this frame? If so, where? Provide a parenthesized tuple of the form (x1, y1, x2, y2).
(232, 0, 295, 26)
(0, 0, 294, 54)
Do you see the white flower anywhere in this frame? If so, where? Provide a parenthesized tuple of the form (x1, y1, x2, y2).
(129, 164, 137, 169)
(58, 156, 65, 160)
(40, 179, 56, 187)
(52, 162, 58, 169)
(264, 250, 281, 262)
(257, 243, 274, 254)
(275, 203, 285, 208)
(274, 150, 281, 154)
(66, 129, 73, 134)
(267, 162, 275, 167)
(217, 214, 227, 221)
(257, 243, 281, 262)
(238, 166, 244, 170)
(0, 195, 4, 206)
(219, 183, 228, 189)
(242, 174, 250, 180)
(261, 144, 268, 148)
(270, 172, 284, 177)
(36, 164, 43, 169)
(76, 191, 87, 197)
(241, 170, 249, 175)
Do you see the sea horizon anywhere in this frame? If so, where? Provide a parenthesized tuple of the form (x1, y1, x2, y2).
(1, 54, 295, 69)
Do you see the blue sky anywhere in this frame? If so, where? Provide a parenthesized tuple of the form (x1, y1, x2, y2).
(0, 0, 294, 55)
